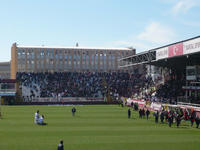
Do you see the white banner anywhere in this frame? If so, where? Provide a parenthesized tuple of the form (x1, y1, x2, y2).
(156, 47, 168, 60)
(150, 102, 162, 111)
(183, 37, 200, 55)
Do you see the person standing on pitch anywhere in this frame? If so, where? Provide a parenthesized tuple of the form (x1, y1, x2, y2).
(190, 110, 196, 127)
(57, 140, 64, 150)
(128, 108, 131, 119)
(195, 115, 200, 128)
(72, 107, 76, 116)
(154, 111, 159, 123)
(139, 109, 142, 118)
(168, 111, 173, 127)
(176, 114, 181, 128)
(146, 109, 150, 120)
(160, 111, 165, 123)
(142, 108, 145, 118)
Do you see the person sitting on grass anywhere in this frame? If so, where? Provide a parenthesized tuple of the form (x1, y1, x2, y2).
(38, 115, 47, 125)
(34, 110, 39, 124)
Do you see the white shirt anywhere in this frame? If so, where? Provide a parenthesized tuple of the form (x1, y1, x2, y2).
(39, 116, 44, 124)
(34, 112, 39, 123)
(35, 112, 39, 119)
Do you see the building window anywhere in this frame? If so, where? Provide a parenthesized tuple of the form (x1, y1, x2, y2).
(50, 49, 53, 58)
(31, 51, 35, 59)
(41, 50, 44, 57)
(17, 49, 22, 58)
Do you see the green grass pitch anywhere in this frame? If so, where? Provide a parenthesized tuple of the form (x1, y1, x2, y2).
(0, 105, 199, 150)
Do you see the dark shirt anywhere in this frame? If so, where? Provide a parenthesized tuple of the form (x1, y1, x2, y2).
(128, 109, 131, 115)
(146, 110, 150, 116)
(57, 143, 64, 150)
(72, 108, 76, 113)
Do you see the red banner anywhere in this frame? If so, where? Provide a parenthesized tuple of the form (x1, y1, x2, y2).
(168, 43, 183, 57)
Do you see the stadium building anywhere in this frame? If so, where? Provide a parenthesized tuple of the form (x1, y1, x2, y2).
(11, 43, 135, 79)
(120, 36, 200, 103)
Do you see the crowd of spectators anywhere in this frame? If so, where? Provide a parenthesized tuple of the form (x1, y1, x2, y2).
(17, 71, 186, 103)
(153, 75, 185, 103)
(17, 72, 147, 99)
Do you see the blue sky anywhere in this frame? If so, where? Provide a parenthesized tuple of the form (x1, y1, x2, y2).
(0, 0, 200, 61)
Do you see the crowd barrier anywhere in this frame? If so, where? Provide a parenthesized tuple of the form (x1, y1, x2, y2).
(26, 97, 104, 102)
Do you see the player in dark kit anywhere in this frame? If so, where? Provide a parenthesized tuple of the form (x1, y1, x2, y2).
(72, 107, 76, 116)
(146, 109, 150, 120)
(57, 140, 64, 150)
(139, 109, 142, 118)
(128, 108, 131, 119)
(154, 111, 159, 123)
(142, 108, 145, 118)
(176, 114, 181, 128)
(168, 111, 173, 127)
(195, 115, 200, 128)
(160, 111, 165, 123)
(190, 110, 196, 127)
(134, 103, 138, 111)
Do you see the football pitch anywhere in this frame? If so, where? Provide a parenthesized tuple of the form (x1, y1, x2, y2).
(0, 105, 199, 150)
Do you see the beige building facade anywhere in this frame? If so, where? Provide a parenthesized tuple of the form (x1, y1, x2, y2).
(11, 43, 135, 79)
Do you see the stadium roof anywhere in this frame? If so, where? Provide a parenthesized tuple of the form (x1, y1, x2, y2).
(119, 35, 200, 68)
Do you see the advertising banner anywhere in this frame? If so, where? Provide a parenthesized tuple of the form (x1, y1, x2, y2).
(155, 37, 200, 60)
(150, 102, 162, 111)
(126, 98, 146, 107)
(156, 47, 168, 60)
(168, 43, 183, 57)
(183, 37, 200, 55)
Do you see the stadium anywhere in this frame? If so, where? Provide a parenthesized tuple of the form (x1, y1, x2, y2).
(0, 37, 200, 150)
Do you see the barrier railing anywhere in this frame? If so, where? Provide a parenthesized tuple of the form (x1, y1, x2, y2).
(0, 89, 16, 92)
(24, 97, 104, 102)
(177, 102, 200, 107)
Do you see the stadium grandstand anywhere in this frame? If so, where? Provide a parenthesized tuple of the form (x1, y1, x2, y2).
(119, 35, 200, 104)
(16, 72, 146, 104)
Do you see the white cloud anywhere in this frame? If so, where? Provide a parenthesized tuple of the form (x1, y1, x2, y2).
(171, 0, 197, 14)
(137, 22, 176, 44)
(111, 22, 177, 53)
